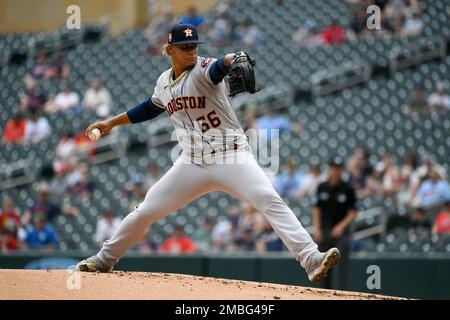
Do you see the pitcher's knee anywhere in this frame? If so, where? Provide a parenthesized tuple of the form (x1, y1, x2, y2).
(252, 190, 287, 215)
(133, 202, 165, 222)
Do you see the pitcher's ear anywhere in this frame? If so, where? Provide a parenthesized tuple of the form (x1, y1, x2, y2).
(162, 44, 171, 57)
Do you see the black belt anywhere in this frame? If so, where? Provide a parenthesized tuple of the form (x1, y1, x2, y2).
(189, 142, 239, 158)
(212, 142, 238, 154)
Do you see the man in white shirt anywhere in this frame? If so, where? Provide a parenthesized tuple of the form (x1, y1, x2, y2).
(95, 209, 122, 246)
(24, 111, 52, 144)
(83, 79, 112, 119)
(211, 205, 241, 251)
(428, 83, 450, 113)
(401, 12, 424, 37)
(416, 155, 448, 182)
(295, 163, 325, 199)
(53, 85, 80, 112)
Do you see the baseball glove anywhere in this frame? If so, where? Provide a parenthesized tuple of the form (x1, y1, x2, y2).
(227, 51, 257, 96)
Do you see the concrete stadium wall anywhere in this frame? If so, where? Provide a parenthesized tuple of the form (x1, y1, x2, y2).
(0, 252, 449, 299)
(0, 0, 147, 33)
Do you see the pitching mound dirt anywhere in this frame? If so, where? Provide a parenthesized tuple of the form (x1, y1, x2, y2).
(0, 269, 404, 300)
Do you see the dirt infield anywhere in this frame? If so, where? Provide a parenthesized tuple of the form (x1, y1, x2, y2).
(0, 269, 404, 300)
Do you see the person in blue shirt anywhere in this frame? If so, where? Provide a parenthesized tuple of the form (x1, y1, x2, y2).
(257, 108, 292, 133)
(180, 6, 206, 29)
(256, 220, 284, 252)
(415, 169, 450, 207)
(275, 158, 304, 199)
(25, 214, 59, 250)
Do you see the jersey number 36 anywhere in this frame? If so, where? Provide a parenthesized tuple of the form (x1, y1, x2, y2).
(196, 110, 221, 133)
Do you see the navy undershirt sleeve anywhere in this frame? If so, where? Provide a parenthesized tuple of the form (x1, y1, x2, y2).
(208, 56, 231, 85)
(126, 99, 165, 123)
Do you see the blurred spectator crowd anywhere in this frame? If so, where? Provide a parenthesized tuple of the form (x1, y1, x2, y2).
(403, 81, 450, 115)
(272, 149, 449, 210)
(143, 4, 262, 55)
(292, 0, 425, 47)
(142, 1, 428, 52)
(0, 39, 115, 252)
(2, 50, 113, 146)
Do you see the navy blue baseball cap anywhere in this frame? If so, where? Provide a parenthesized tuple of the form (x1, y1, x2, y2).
(168, 23, 204, 45)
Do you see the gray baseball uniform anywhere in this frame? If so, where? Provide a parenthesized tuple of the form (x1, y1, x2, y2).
(152, 56, 248, 161)
(97, 56, 319, 271)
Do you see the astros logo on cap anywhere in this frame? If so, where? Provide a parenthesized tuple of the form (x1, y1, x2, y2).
(183, 28, 193, 37)
(167, 23, 204, 45)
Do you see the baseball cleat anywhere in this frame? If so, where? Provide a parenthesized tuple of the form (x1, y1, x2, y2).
(307, 247, 340, 282)
(75, 255, 113, 273)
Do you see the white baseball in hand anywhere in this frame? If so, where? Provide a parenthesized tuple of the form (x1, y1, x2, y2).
(88, 128, 102, 141)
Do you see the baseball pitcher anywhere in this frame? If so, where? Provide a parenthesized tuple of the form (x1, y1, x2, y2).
(76, 23, 340, 282)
